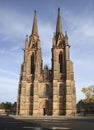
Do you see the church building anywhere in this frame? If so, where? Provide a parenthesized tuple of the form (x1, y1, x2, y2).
(17, 8, 76, 116)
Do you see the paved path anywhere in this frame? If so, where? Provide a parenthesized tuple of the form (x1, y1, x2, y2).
(0, 115, 94, 130)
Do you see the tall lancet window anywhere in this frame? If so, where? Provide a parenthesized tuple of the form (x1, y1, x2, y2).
(59, 51, 63, 73)
(30, 84, 33, 96)
(31, 52, 35, 74)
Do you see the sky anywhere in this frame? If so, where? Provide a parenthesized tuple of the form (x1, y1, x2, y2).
(0, 0, 94, 103)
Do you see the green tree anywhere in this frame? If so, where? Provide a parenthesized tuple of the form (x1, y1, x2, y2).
(0, 102, 12, 109)
(0, 102, 5, 109)
(0, 102, 17, 113)
(11, 102, 17, 114)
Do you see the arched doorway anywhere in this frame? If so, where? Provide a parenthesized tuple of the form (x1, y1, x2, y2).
(42, 100, 47, 116)
(43, 100, 52, 115)
(39, 99, 52, 116)
(43, 107, 46, 116)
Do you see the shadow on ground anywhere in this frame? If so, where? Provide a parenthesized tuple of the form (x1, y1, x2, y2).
(0, 115, 51, 130)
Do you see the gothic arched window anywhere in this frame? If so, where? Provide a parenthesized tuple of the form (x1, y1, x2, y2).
(43, 84, 50, 97)
(46, 84, 50, 96)
(59, 84, 63, 96)
(59, 51, 63, 73)
(30, 84, 33, 96)
(31, 53, 35, 74)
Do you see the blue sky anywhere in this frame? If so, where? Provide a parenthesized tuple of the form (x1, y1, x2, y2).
(0, 0, 94, 103)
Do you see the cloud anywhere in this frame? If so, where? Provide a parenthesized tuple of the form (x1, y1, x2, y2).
(0, 67, 18, 77)
(0, 7, 32, 44)
(62, 8, 94, 102)
(0, 6, 55, 102)
(76, 85, 85, 102)
(0, 75, 18, 103)
(0, 1, 94, 103)
(39, 22, 54, 67)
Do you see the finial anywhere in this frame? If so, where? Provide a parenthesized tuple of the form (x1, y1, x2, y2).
(58, 7, 60, 12)
(65, 31, 67, 35)
(65, 31, 69, 45)
(58, 8, 60, 16)
(26, 35, 28, 40)
(56, 7, 62, 34)
(65, 31, 68, 37)
(25, 35, 28, 49)
(31, 10, 38, 36)
(34, 10, 36, 15)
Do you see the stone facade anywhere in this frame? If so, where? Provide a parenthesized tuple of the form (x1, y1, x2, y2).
(17, 8, 76, 116)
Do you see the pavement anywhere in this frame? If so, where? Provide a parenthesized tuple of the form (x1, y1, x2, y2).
(0, 115, 94, 130)
(10, 114, 94, 120)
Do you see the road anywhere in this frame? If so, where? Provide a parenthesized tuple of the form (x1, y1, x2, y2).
(0, 116, 94, 130)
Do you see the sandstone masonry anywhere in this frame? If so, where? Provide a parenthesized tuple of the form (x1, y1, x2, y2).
(17, 8, 76, 116)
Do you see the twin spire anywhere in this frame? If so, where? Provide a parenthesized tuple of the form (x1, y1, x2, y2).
(56, 8, 63, 35)
(31, 8, 63, 36)
(32, 10, 38, 36)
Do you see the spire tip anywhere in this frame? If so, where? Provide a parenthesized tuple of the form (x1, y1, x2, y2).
(65, 31, 68, 38)
(65, 31, 67, 35)
(26, 35, 28, 41)
(56, 7, 62, 34)
(58, 8, 60, 12)
(34, 10, 36, 15)
(31, 10, 38, 36)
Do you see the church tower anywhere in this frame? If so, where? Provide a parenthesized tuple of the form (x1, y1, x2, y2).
(17, 11, 42, 115)
(52, 8, 76, 115)
(17, 8, 76, 116)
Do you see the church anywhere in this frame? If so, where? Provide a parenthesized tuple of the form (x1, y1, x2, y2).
(17, 8, 76, 116)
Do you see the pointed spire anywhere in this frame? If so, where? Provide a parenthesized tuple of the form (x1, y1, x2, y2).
(26, 35, 28, 41)
(25, 35, 28, 49)
(65, 31, 68, 38)
(32, 10, 38, 36)
(56, 8, 63, 35)
(65, 31, 69, 46)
